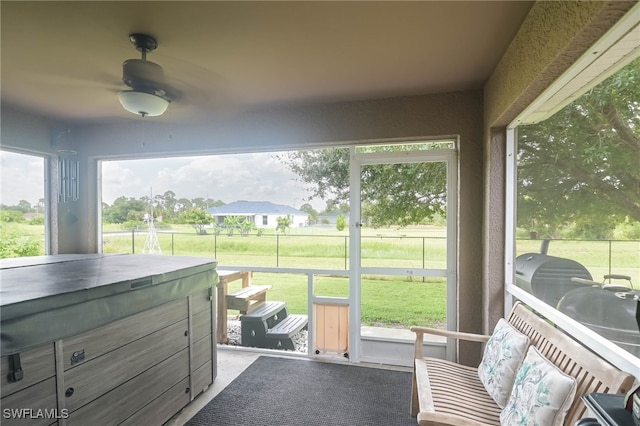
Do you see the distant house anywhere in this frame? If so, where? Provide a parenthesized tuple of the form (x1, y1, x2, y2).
(207, 201, 308, 229)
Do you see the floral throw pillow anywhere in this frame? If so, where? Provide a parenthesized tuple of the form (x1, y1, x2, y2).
(478, 319, 530, 407)
(500, 346, 577, 426)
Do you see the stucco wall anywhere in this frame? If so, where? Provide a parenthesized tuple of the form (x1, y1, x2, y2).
(485, 1, 635, 128)
(1, 107, 52, 155)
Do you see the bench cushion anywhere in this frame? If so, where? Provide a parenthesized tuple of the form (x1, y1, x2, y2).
(501, 346, 577, 426)
(478, 319, 530, 408)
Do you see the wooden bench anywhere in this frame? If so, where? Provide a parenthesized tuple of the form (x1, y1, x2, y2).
(226, 284, 271, 313)
(266, 314, 308, 350)
(216, 270, 252, 343)
(410, 301, 636, 426)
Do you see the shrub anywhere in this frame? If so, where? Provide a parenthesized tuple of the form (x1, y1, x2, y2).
(0, 209, 25, 223)
(0, 234, 41, 258)
(29, 216, 45, 225)
(613, 220, 640, 240)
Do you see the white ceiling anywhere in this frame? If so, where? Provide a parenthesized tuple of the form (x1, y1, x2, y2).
(1, 1, 533, 125)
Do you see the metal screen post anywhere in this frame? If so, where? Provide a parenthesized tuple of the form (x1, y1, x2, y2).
(344, 236, 347, 270)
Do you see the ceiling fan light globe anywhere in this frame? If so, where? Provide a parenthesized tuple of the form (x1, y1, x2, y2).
(118, 90, 169, 117)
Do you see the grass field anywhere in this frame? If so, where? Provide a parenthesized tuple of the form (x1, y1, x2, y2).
(3, 222, 638, 329)
(223, 273, 447, 328)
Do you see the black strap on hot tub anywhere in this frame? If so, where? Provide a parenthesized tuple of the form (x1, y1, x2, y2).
(8, 353, 23, 382)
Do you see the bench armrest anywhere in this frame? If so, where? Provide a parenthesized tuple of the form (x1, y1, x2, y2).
(410, 326, 490, 359)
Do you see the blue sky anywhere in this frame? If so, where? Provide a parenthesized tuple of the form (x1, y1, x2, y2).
(1, 150, 324, 210)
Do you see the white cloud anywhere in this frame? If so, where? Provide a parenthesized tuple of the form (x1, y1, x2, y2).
(101, 162, 144, 202)
(0, 151, 45, 207)
(102, 153, 323, 210)
(0, 151, 324, 210)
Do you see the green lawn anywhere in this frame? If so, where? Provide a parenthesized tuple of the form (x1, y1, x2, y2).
(3, 222, 638, 329)
(224, 272, 447, 328)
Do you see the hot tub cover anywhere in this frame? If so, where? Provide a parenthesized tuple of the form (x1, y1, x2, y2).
(0, 253, 218, 355)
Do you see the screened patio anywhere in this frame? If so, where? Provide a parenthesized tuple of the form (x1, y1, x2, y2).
(1, 1, 638, 424)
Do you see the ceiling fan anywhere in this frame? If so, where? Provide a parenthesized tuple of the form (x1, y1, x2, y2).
(118, 33, 176, 117)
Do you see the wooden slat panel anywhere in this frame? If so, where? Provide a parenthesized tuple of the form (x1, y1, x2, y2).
(192, 308, 212, 342)
(63, 297, 187, 370)
(54, 340, 66, 422)
(1, 377, 58, 426)
(119, 377, 190, 426)
(192, 334, 212, 372)
(66, 348, 189, 426)
(423, 358, 501, 425)
(191, 360, 213, 398)
(0, 343, 55, 398)
(64, 319, 188, 413)
(191, 287, 212, 315)
(313, 303, 349, 353)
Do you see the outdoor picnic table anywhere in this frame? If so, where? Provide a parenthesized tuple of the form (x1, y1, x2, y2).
(216, 270, 252, 343)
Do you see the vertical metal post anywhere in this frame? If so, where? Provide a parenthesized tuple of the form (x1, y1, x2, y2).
(276, 234, 280, 267)
(172, 233, 175, 256)
(131, 229, 135, 253)
(344, 236, 348, 270)
(608, 240, 612, 276)
(423, 237, 426, 282)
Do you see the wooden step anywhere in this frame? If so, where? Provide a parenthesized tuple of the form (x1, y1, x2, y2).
(226, 285, 271, 313)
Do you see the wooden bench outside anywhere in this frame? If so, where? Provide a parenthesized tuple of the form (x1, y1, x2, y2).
(410, 301, 636, 426)
(226, 284, 271, 313)
(216, 270, 252, 343)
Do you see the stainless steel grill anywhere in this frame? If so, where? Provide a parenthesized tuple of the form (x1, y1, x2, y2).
(515, 252, 592, 307)
(557, 286, 640, 356)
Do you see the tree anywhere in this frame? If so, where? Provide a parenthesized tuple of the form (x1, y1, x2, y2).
(239, 218, 256, 236)
(336, 214, 347, 231)
(517, 58, 640, 237)
(182, 208, 213, 235)
(223, 215, 242, 236)
(279, 149, 447, 228)
(299, 203, 318, 224)
(158, 190, 177, 221)
(174, 198, 193, 217)
(192, 198, 224, 210)
(276, 215, 292, 233)
(103, 196, 149, 224)
(16, 200, 33, 213)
